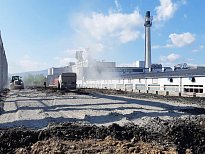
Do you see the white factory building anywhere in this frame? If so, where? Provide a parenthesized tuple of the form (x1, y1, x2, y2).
(46, 11, 205, 96)
(47, 51, 205, 96)
(48, 66, 72, 76)
(47, 50, 205, 96)
(78, 70, 205, 97)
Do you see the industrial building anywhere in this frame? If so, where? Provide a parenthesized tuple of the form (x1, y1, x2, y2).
(0, 32, 8, 91)
(78, 69, 205, 97)
(76, 11, 205, 96)
(48, 65, 73, 76)
(47, 65, 72, 86)
(46, 11, 205, 96)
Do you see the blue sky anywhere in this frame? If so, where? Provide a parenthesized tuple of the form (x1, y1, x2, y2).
(0, 0, 205, 73)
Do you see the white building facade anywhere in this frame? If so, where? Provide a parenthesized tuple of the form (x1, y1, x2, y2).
(77, 74, 205, 97)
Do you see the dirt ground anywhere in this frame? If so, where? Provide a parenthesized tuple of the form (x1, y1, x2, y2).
(16, 137, 178, 154)
(0, 87, 205, 153)
(0, 121, 203, 154)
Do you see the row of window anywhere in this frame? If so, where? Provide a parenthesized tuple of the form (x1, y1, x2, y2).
(135, 84, 203, 93)
(164, 85, 179, 92)
(184, 85, 203, 93)
(139, 77, 197, 84)
(148, 84, 160, 91)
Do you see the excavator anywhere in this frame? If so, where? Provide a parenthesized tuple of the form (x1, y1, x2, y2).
(10, 76, 24, 90)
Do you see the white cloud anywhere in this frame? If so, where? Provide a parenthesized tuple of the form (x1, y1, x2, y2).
(119, 29, 141, 43)
(59, 58, 75, 66)
(192, 45, 204, 53)
(155, 0, 177, 23)
(181, 0, 187, 5)
(77, 10, 144, 43)
(114, 0, 122, 12)
(192, 49, 198, 53)
(199, 45, 204, 49)
(53, 49, 78, 67)
(152, 45, 161, 49)
(70, 9, 144, 61)
(154, 0, 187, 26)
(90, 43, 105, 52)
(9, 55, 47, 73)
(54, 57, 76, 67)
(186, 58, 193, 62)
(64, 48, 77, 54)
(183, 14, 188, 19)
(167, 32, 195, 47)
(153, 32, 196, 49)
(160, 53, 181, 62)
(19, 56, 39, 69)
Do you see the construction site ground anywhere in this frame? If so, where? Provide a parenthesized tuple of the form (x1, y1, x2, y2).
(0, 87, 205, 153)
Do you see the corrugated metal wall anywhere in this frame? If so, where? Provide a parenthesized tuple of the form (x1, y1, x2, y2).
(0, 33, 8, 91)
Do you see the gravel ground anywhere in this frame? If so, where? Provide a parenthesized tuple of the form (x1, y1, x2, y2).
(86, 88, 205, 108)
(0, 87, 205, 153)
(1, 87, 203, 128)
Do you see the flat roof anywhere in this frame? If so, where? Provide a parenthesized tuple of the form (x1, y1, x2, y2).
(121, 69, 205, 79)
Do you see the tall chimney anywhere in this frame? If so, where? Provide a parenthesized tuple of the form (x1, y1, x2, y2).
(144, 11, 152, 69)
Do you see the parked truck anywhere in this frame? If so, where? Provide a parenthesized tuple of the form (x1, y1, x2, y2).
(58, 73, 77, 90)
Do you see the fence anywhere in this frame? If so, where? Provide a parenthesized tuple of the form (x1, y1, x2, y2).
(0, 34, 8, 91)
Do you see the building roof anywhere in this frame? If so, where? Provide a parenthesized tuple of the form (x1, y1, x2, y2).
(121, 69, 205, 79)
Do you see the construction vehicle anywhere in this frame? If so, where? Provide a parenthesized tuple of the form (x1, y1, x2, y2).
(0, 102, 3, 114)
(10, 76, 24, 89)
(58, 73, 77, 90)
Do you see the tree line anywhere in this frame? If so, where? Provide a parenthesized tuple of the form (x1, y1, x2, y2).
(23, 74, 46, 87)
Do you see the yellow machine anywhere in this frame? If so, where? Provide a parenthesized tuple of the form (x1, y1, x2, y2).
(10, 76, 24, 89)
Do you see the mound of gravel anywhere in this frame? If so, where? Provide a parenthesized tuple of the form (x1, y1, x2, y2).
(0, 116, 204, 154)
(16, 137, 177, 154)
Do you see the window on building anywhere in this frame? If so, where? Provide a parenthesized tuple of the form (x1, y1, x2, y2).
(189, 77, 196, 82)
(191, 77, 195, 82)
(169, 78, 173, 82)
(184, 85, 203, 93)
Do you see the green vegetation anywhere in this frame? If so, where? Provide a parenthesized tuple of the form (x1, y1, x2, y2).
(23, 74, 46, 87)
